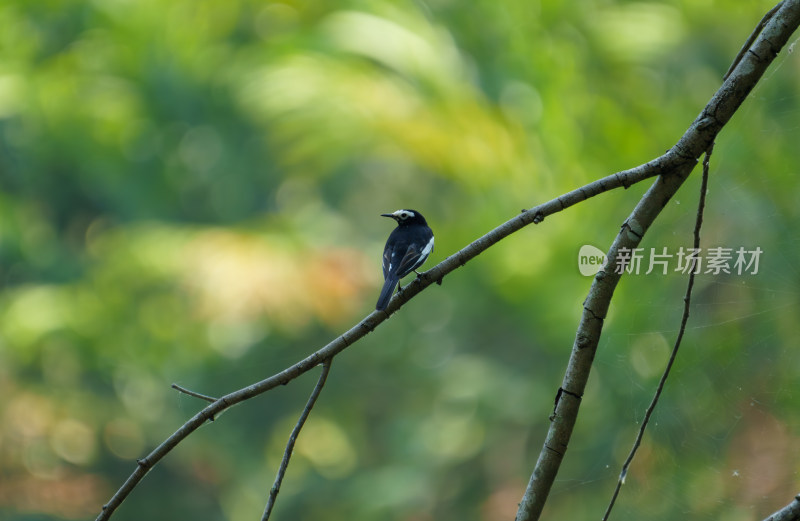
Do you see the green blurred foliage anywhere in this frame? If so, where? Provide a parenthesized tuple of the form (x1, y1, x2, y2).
(1, 0, 799, 520)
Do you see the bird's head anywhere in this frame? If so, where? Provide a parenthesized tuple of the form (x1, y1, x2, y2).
(380, 209, 427, 226)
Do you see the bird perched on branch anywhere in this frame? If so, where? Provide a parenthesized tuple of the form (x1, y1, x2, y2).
(376, 209, 434, 311)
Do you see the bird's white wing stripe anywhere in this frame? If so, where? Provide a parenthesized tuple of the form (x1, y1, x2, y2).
(420, 236, 434, 258)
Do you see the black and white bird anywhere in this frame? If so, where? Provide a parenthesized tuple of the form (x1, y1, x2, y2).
(376, 209, 434, 311)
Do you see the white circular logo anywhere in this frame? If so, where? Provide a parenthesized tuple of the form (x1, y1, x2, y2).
(578, 245, 607, 276)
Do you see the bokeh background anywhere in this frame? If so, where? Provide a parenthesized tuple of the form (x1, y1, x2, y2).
(1, 1, 799, 520)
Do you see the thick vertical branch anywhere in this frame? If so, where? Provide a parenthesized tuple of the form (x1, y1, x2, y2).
(515, 2, 800, 519)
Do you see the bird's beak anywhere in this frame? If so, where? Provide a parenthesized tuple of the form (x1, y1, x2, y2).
(380, 213, 395, 219)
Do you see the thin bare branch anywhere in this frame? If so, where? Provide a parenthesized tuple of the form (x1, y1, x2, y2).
(602, 143, 713, 521)
(262, 358, 333, 521)
(95, 139, 676, 521)
(515, 2, 800, 520)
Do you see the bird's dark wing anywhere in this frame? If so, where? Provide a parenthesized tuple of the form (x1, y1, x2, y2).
(392, 243, 424, 279)
(383, 241, 422, 280)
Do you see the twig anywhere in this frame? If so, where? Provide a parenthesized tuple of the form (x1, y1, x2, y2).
(171, 384, 218, 403)
(724, 1, 784, 80)
(762, 493, 800, 521)
(515, 3, 800, 519)
(262, 358, 333, 521)
(601, 143, 713, 521)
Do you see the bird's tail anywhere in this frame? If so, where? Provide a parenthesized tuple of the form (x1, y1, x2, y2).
(376, 276, 399, 311)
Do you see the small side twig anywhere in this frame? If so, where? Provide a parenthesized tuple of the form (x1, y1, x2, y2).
(171, 384, 218, 403)
(262, 358, 333, 521)
(601, 143, 714, 521)
(724, 1, 784, 80)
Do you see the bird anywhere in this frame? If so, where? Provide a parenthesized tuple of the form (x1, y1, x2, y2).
(376, 209, 434, 311)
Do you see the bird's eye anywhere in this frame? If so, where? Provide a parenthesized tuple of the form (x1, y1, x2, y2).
(399, 211, 412, 220)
